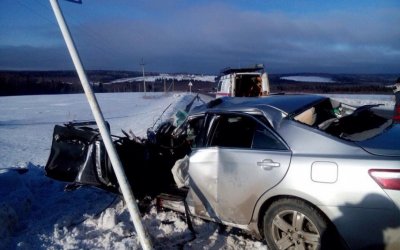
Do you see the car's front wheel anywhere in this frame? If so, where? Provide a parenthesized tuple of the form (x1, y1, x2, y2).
(263, 198, 336, 250)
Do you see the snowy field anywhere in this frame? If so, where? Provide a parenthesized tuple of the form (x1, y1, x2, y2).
(107, 74, 216, 85)
(0, 92, 395, 249)
(280, 76, 336, 83)
(0, 92, 267, 250)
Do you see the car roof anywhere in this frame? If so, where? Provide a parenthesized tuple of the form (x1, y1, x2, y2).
(192, 94, 327, 116)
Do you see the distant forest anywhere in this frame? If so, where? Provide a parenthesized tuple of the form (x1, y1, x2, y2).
(0, 70, 214, 96)
(0, 70, 397, 96)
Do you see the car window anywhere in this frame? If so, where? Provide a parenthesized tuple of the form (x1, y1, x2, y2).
(209, 114, 286, 150)
(210, 115, 255, 148)
(186, 116, 205, 148)
(252, 123, 287, 150)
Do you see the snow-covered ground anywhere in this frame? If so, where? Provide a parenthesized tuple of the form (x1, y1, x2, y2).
(0, 92, 266, 250)
(0, 92, 395, 249)
(280, 76, 335, 83)
(107, 74, 216, 85)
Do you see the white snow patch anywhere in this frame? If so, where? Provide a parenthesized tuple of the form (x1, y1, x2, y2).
(281, 76, 335, 83)
(107, 74, 216, 84)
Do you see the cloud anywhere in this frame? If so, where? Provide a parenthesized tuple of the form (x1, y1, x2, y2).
(78, 3, 400, 73)
(1, 1, 400, 73)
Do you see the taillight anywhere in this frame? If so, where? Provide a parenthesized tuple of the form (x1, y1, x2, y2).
(394, 104, 400, 122)
(369, 169, 400, 190)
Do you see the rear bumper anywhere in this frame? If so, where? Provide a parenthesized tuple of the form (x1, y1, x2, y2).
(385, 189, 400, 211)
(321, 204, 400, 249)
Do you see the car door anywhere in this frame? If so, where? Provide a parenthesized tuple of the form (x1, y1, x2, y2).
(188, 112, 292, 225)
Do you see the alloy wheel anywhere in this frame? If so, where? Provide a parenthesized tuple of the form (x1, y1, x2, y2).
(271, 209, 320, 250)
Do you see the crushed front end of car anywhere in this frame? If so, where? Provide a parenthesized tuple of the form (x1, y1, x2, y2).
(44, 95, 203, 199)
(44, 121, 177, 197)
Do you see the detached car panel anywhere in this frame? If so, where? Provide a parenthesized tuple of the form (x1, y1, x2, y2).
(45, 122, 115, 187)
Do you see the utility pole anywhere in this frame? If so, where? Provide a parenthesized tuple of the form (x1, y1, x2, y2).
(164, 77, 166, 93)
(393, 78, 400, 122)
(188, 81, 193, 93)
(49, 1, 152, 249)
(140, 58, 146, 95)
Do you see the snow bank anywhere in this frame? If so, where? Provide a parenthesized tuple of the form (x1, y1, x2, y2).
(0, 169, 23, 249)
(281, 76, 335, 83)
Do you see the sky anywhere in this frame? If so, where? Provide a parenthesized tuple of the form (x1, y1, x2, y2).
(0, 0, 399, 74)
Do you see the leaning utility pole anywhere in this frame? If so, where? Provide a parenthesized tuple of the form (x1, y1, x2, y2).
(140, 58, 146, 95)
(49, 1, 152, 249)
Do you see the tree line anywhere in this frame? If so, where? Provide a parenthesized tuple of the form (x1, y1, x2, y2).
(0, 71, 396, 96)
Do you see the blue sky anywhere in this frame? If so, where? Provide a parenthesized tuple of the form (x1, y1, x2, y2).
(0, 0, 399, 74)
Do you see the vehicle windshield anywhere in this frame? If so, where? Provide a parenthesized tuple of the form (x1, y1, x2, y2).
(293, 98, 393, 142)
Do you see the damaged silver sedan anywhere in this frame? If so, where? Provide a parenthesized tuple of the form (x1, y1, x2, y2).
(45, 94, 400, 250)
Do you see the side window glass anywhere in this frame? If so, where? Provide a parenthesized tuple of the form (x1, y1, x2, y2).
(210, 115, 256, 148)
(252, 123, 286, 150)
(186, 117, 205, 148)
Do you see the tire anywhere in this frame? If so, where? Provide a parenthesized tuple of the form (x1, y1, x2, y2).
(263, 198, 339, 250)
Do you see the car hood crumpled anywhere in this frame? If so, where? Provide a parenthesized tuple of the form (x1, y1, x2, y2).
(356, 123, 400, 157)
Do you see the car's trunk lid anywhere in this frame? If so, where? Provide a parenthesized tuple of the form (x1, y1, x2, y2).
(356, 123, 400, 157)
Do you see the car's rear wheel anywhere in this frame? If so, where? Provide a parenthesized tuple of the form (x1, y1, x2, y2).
(263, 198, 336, 250)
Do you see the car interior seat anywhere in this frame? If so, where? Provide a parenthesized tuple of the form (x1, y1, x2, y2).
(294, 107, 317, 126)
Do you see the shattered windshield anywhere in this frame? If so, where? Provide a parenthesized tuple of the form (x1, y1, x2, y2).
(293, 98, 393, 142)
